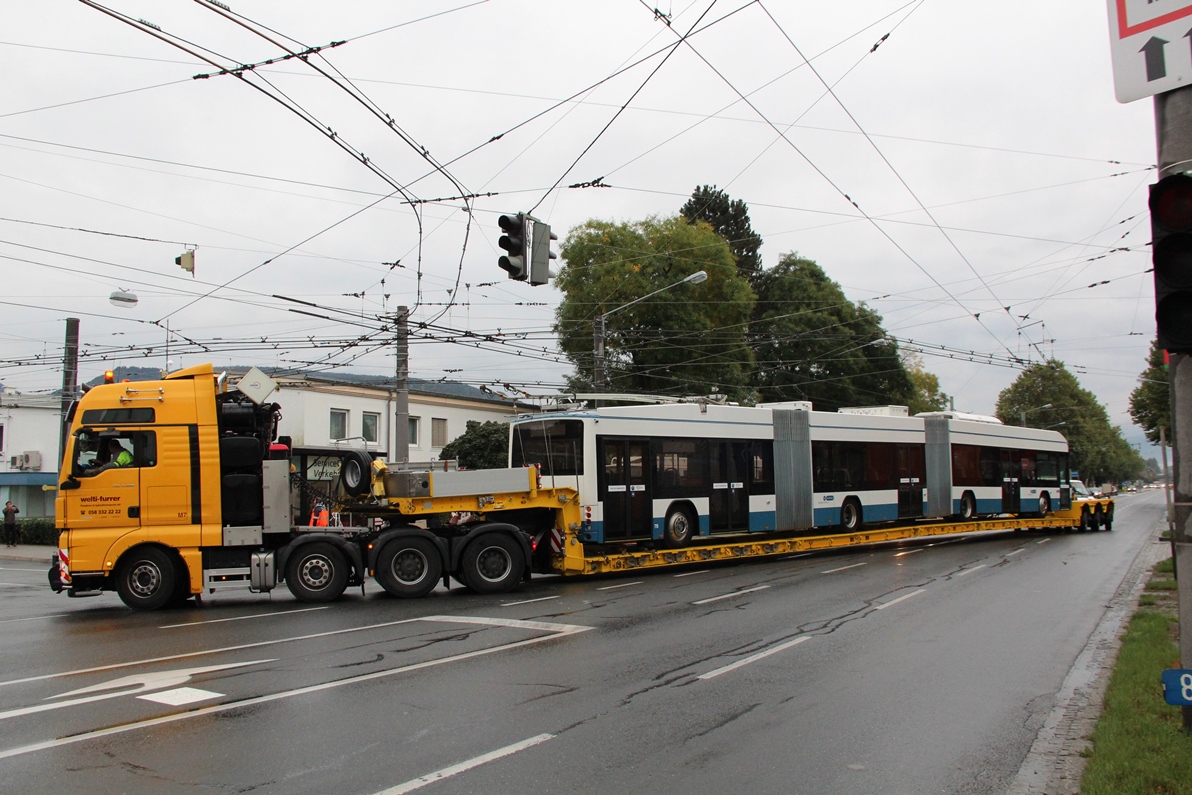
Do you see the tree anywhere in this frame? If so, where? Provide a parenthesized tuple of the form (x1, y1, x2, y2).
(749, 253, 915, 411)
(680, 185, 763, 277)
(1128, 338, 1170, 445)
(994, 360, 1144, 484)
(903, 351, 950, 415)
(554, 215, 756, 400)
(439, 420, 509, 469)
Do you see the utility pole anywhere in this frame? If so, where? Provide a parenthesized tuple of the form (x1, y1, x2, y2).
(59, 317, 79, 472)
(394, 306, 409, 465)
(1155, 83, 1192, 732)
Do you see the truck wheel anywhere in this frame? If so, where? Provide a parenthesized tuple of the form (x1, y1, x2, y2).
(1079, 508, 1091, 533)
(340, 451, 373, 497)
(1090, 509, 1103, 533)
(461, 533, 524, 594)
(959, 492, 977, 521)
(116, 547, 177, 610)
(663, 506, 695, 548)
(286, 542, 349, 602)
(1102, 509, 1114, 531)
(839, 498, 863, 532)
(376, 537, 442, 598)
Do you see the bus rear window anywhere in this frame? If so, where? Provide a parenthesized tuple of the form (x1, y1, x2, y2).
(512, 419, 583, 476)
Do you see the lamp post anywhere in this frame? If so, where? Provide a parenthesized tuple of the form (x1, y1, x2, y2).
(593, 270, 707, 405)
(1019, 403, 1052, 426)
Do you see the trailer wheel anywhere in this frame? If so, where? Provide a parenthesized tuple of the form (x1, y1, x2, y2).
(839, 498, 863, 532)
(1103, 508, 1114, 531)
(663, 506, 695, 548)
(116, 547, 176, 611)
(376, 537, 442, 598)
(1089, 508, 1103, 533)
(461, 533, 524, 594)
(339, 450, 373, 497)
(959, 492, 977, 521)
(1078, 508, 1091, 533)
(286, 542, 349, 602)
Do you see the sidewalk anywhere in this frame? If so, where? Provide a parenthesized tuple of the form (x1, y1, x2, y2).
(0, 544, 55, 564)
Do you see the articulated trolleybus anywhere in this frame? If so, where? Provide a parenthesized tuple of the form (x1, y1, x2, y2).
(511, 402, 1070, 547)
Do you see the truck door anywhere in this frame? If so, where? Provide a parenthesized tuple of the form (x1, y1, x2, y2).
(598, 438, 651, 541)
(710, 442, 750, 533)
(136, 427, 194, 529)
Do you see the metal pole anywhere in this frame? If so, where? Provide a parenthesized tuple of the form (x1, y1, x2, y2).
(1156, 84, 1192, 732)
(593, 315, 605, 408)
(59, 317, 79, 474)
(394, 306, 409, 465)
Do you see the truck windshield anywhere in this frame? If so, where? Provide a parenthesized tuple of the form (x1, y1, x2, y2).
(511, 419, 584, 476)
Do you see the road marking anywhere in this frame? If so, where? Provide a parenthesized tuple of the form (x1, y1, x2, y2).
(673, 569, 709, 577)
(874, 589, 926, 610)
(1006, 549, 1025, 557)
(0, 613, 73, 625)
(893, 549, 922, 558)
(376, 734, 554, 794)
(822, 562, 867, 574)
(780, 553, 814, 561)
(596, 581, 643, 590)
(0, 582, 40, 588)
(137, 687, 222, 706)
(159, 606, 330, 628)
(1037, 538, 1052, 545)
(698, 636, 809, 680)
(0, 567, 43, 572)
(0, 616, 590, 761)
(500, 595, 560, 607)
(956, 564, 985, 577)
(692, 585, 769, 605)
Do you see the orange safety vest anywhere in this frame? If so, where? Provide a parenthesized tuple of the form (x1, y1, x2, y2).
(310, 507, 329, 527)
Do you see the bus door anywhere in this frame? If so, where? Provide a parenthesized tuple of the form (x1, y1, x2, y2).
(710, 442, 750, 533)
(599, 438, 651, 540)
(1001, 450, 1020, 514)
(895, 444, 923, 518)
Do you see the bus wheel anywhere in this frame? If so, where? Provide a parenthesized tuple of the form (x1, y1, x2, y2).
(376, 537, 442, 598)
(286, 542, 348, 602)
(663, 507, 695, 548)
(959, 492, 977, 521)
(840, 498, 863, 532)
(1038, 493, 1051, 516)
(461, 533, 524, 594)
(116, 547, 176, 610)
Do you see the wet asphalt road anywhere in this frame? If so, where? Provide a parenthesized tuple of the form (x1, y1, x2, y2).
(0, 491, 1164, 795)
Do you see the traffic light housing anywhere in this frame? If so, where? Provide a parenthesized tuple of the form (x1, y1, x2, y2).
(498, 213, 527, 280)
(529, 220, 558, 286)
(1150, 172, 1192, 352)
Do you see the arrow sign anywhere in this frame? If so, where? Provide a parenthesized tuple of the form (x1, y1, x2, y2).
(1142, 36, 1169, 81)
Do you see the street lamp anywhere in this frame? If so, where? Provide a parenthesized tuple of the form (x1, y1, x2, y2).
(1020, 403, 1052, 426)
(593, 270, 708, 403)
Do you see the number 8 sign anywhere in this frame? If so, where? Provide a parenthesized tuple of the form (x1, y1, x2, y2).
(1161, 669, 1192, 706)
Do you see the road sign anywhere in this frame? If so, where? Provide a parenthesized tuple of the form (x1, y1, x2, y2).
(1161, 668, 1192, 706)
(1108, 1, 1192, 102)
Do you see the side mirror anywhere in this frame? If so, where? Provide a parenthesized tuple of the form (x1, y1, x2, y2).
(59, 478, 80, 491)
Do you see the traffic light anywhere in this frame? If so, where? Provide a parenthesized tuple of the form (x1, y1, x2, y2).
(1150, 172, 1192, 352)
(497, 213, 527, 280)
(529, 220, 558, 286)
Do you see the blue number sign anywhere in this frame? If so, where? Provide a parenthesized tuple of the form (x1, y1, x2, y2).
(1161, 669, 1192, 706)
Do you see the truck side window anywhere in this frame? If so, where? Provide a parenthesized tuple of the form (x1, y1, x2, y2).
(73, 431, 156, 476)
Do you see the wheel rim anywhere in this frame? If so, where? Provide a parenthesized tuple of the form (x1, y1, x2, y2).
(392, 548, 428, 585)
(1040, 494, 1050, 514)
(668, 512, 691, 542)
(300, 555, 333, 590)
(343, 459, 363, 490)
(962, 495, 975, 519)
(128, 561, 162, 598)
(475, 545, 512, 584)
(843, 503, 858, 529)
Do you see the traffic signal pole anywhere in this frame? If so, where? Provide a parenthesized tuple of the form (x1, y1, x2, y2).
(1155, 83, 1192, 732)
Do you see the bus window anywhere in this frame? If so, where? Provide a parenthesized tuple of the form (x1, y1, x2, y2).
(654, 438, 707, 497)
(511, 419, 583, 476)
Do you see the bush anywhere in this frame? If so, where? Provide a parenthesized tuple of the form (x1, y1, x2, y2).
(14, 518, 56, 545)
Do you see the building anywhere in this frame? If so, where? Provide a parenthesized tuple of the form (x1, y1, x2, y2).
(0, 391, 62, 519)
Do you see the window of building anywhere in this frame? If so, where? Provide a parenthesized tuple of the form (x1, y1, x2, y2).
(330, 409, 348, 441)
(362, 412, 380, 444)
(408, 416, 420, 446)
(432, 418, 449, 448)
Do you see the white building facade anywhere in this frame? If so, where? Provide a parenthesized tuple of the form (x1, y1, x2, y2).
(0, 393, 62, 519)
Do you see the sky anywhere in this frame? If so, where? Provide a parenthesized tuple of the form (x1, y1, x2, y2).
(0, 1, 1164, 452)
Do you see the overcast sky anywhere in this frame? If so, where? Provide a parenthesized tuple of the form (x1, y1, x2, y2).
(0, 1, 1162, 451)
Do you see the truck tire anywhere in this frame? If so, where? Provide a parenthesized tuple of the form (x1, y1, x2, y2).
(460, 533, 524, 594)
(1079, 508, 1091, 533)
(1102, 508, 1114, 531)
(376, 536, 442, 598)
(286, 542, 349, 602)
(663, 506, 695, 548)
(1090, 508, 1103, 532)
(839, 498, 863, 532)
(340, 450, 373, 497)
(116, 547, 177, 611)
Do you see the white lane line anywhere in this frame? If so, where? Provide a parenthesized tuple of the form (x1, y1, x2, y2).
(1006, 549, 1025, 557)
(500, 595, 560, 607)
(376, 734, 554, 794)
(0, 582, 40, 588)
(0, 616, 590, 761)
(780, 553, 814, 561)
(874, 589, 926, 610)
(822, 562, 867, 574)
(0, 567, 43, 572)
(1037, 538, 1052, 545)
(0, 613, 73, 625)
(956, 564, 986, 577)
(692, 585, 769, 605)
(673, 570, 709, 577)
(596, 581, 643, 591)
(698, 636, 809, 681)
(137, 687, 222, 707)
(893, 549, 922, 558)
(160, 606, 330, 629)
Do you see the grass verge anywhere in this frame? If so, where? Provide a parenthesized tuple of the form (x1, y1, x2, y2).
(1080, 558, 1192, 794)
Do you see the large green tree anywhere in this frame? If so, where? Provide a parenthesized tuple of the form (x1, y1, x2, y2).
(1128, 338, 1170, 444)
(749, 253, 915, 410)
(439, 420, 508, 469)
(554, 215, 756, 400)
(680, 185, 763, 277)
(994, 360, 1144, 484)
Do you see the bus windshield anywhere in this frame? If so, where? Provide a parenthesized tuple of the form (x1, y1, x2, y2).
(511, 419, 584, 476)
